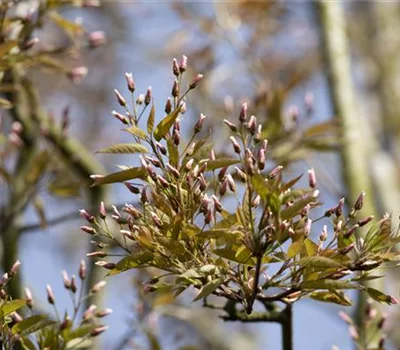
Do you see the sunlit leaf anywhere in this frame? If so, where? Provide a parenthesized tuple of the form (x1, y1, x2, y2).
(366, 287, 398, 304)
(124, 126, 147, 140)
(0, 97, 12, 109)
(310, 291, 352, 306)
(298, 256, 344, 269)
(109, 252, 154, 275)
(0, 299, 26, 317)
(0, 40, 17, 57)
(92, 167, 146, 186)
(97, 143, 148, 154)
(193, 277, 224, 302)
(147, 104, 155, 134)
(166, 135, 179, 167)
(154, 108, 180, 141)
(287, 240, 304, 258)
(11, 315, 54, 336)
(301, 279, 359, 290)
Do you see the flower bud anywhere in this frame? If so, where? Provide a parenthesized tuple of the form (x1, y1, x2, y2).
(255, 125, 262, 142)
(220, 178, 228, 196)
(99, 201, 106, 219)
(230, 136, 241, 154)
(155, 141, 167, 155)
(70, 275, 77, 293)
(212, 195, 223, 212)
(194, 113, 207, 133)
(96, 308, 113, 318)
(145, 86, 152, 106)
(80, 226, 97, 235)
(358, 215, 374, 227)
(151, 212, 163, 228)
(88, 31, 106, 48)
(239, 102, 248, 122)
(114, 89, 126, 107)
(189, 74, 203, 89)
(166, 163, 180, 178)
(210, 149, 216, 161)
(22, 37, 39, 50)
(125, 72, 135, 93)
(199, 173, 207, 191)
(10, 260, 21, 276)
(205, 209, 214, 225)
(173, 129, 180, 145)
(79, 209, 95, 223)
(46, 285, 55, 305)
(172, 79, 179, 97)
(308, 168, 316, 188)
(136, 94, 144, 105)
(79, 260, 86, 280)
(257, 148, 266, 170)
(344, 224, 359, 238)
(172, 58, 179, 77)
(179, 55, 187, 73)
(157, 175, 169, 188)
(62, 270, 71, 290)
(0, 273, 8, 287)
(91, 281, 106, 294)
(235, 167, 247, 182)
(124, 182, 140, 194)
(218, 167, 228, 182)
(226, 174, 236, 192)
(111, 110, 129, 124)
(165, 97, 172, 114)
(95, 261, 116, 270)
(68, 66, 88, 84)
(335, 198, 345, 217)
(83, 305, 97, 321)
(91, 325, 109, 337)
(319, 225, 328, 241)
(24, 288, 34, 308)
(141, 187, 148, 204)
(338, 311, 353, 325)
(268, 165, 283, 179)
(224, 119, 237, 132)
(247, 115, 257, 135)
(354, 191, 365, 211)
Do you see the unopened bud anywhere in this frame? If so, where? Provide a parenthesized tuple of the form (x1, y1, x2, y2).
(194, 113, 207, 133)
(319, 225, 328, 241)
(204, 209, 214, 225)
(179, 55, 187, 73)
(155, 141, 167, 155)
(354, 191, 365, 211)
(68, 66, 88, 84)
(144, 86, 152, 106)
(70, 275, 77, 293)
(255, 125, 262, 141)
(125, 72, 135, 93)
(114, 89, 126, 107)
(151, 212, 163, 228)
(220, 178, 228, 196)
(173, 129, 180, 145)
(136, 94, 144, 105)
(62, 271, 71, 289)
(339, 243, 355, 254)
(239, 102, 248, 122)
(210, 149, 216, 161)
(166, 163, 180, 178)
(165, 97, 172, 114)
(83, 305, 97, 321)
(224, 119, 237, 132)
(344, 224, 359, 238)
(358, 215, 374, 227)
(257, 148, 266, 170)
(22, 37, 39, 50)
(247, 115, 257, 135)
(79, 209, 95, 223)
(79, 260, 86, 280)
(96, 308, 113, 318)
(91, 281, 106, 294)
(141, 187, 148, 204)
(235, 167, 247, 182)
(212, 195, 223, 212)
(95, 261, 116, 270)
(230, 136, 241, 154)
(157, 175, 169, 188)
(172, 58, 179, 77)
(124, 182, 140, 194)
(46, 285, 55, 305)
(252, 195, 261, 207)
(91, 325, 109, 337)
(172, 79, 179, 97)
(24, 288, 34, 308)
(10, 260, 21, 276)
(335, 198, 345, 217)
(338, 311, 353, 325)
(308, 168, 316, 188)
(226, 174, 236, 192)
(189, 73, 203, 89)
(88, 31, 106, 48)
(111, 110, 129, 124)
(80, 226, 97, 235)
(99, 201, 106, 219)
(268, 165, 283, 179)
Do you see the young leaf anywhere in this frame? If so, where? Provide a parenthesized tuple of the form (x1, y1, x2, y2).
(154, 108, 180, 141)
(97, 143, 148, 154)
(147, 104, 155, 134)
(92, 167, 146, 186)
(109, 251, 154, 275)
(193, 277, 224, 302)
(310, 291, 352, 306)
(12, 315, 55, 336)
(0, 299, 26, 317)
(124, 126, 147, 140)
(297, 256, 344, 269)
(366, 287, 398, 304)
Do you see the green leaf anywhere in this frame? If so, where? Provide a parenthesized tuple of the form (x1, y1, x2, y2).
(301, 279, 359, 290)
(281, 194, 318, 220)
(287, 240, 304, 258)
(193, 277, 224, 302)
(310, 291, 352, 306)
(147, 104, 155, 134)
(63, 324, 97, 341)
(12, 315, 55, 336)
(19, 337, 38, 350)
(124, 126, 147, 140)
(297, 256, 344, 269)
(166, 136, 179, 167)
(154, 108, 180, 141)
(97, 143, 148, 154)
(204, 158, 240, 171)
(251, 174, 270, 202)
(109, 252, 154, 275)
(366, 288, 398, 304)
(0, 299, 26, 317)
(91, 167, 146, 186)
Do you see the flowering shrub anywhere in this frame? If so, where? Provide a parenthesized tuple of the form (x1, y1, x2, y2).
(84, 58, 400, 323)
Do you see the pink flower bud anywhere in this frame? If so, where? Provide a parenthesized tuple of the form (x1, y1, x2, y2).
(125, 72, 135, 93)
(151, 212, 163, 228)
(230, 136, 241, 154)
(83, 304, 97, 320)
(269, 165, 283, 179)
(145, 86, 152, 106)
(172, 79, 179, 97)
(194, 113, 206, 133)
(124, 182, 140, 194)
(91, 325, 109, 337)
(10, 260, 21, 276)
(247, 115, 257, 135)
(88, 31, 106, 48)
(80, 226, 97, 235)
(22, 37, 39, 50)
(358, 215, 374, 227)
(68, 66, 88, 84)
(319, 225, 328, 241)
(111, 110, 129, 124)
(157, 175, 169, 188)
(224, 119, 237, 132)
(46, 285, 55, 304)
(136, 94, 144, 105)
(226, 174, 236, 192)
(166, 163, 180, 178)
(95, 261, 116, 270)
(338, 311, 353, 325)
(96, 308, 113, 318)
(257, 148, 266, 170)
(155, 141, 167, 155)
(70, 275, 77, 293)
(180, 102, 187, 114)
(179, 55, 187, 73)
(91, 281, 106, 294)
(173, 129, 180, 145)
(165, 97, 172, 114)
(79, 209, 95, 223)
(255, 125, 262, 141)
(239, 102, 248, 122)
(114, 89, 126, 107)
(344, 224, 359, 238)
(220, 178, 228, 196)
(25, 288, 34, 308)
(87, 251, 108, 258)
(354, 191, 365, 211)
(172, 58, 179, 77)
(212, 195, 223, 212)
(62, 270, 71, 289)
(99, 201, 106, 219)
(308, 168, 317, 188)
(210, 149, 216, 161)
(189, 73, 203, 89)
(79, 260, 86, 280)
